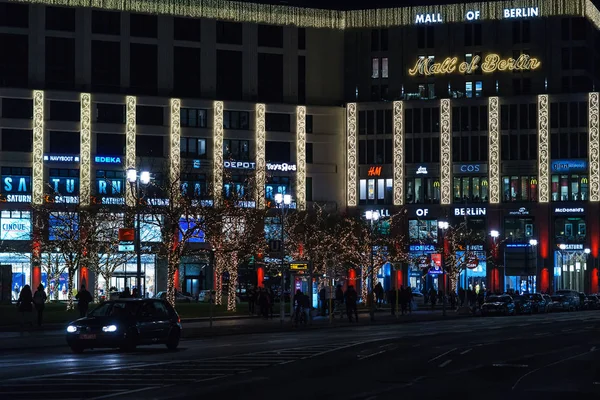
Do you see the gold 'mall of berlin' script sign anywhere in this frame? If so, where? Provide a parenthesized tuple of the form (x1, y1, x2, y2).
(408, 54, 541, 76)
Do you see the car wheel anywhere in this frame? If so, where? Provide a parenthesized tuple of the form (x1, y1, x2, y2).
(120, 329, 138, 352)
(70, 345, 84, 354)
(166, 328, 181, 351)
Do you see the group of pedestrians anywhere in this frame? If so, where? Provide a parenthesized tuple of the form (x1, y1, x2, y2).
(15, 283, 93, 330)
(246, 286, 276, 319)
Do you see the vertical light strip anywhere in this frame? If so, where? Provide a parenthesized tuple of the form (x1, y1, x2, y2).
(346, 103, 357, 207)
(79, 93, 91, 206)
(440, 99, 452, 205)
(538, 94, 550, 203)
(255, 103, 266, 209)
(32, 90, 44, 205)
(170, 98, 181, 196)
(392, 101, 404, 206)
(125, 96, 137, 207)
(296, 106, 306, 211)
(213, 101, 224, 207)
(488, 96, 500, 204)
(589, 92, 600, 202)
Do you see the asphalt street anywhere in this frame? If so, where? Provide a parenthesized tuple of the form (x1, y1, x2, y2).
(1, 311, 599, 399)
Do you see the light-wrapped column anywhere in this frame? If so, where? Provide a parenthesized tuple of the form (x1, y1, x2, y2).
(488, 97, 500, 204)
(213, 101, 224, 207)
(589, 92, 600, 202)
(538, 94, 550, 203)
(32, 90, 44, 205)
(170, 99, 181, 198)
(440, 99, 452, 205)
(255, 104, 266, 209)
(80, 93, 91, 206)
(393, 101, 404, 206)
(125, 96, 137, 207)
(347, 103, 357, 207)
(296, 106, 306, 210)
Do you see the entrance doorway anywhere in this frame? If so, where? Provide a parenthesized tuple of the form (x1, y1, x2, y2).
(184, 278, 200, 298)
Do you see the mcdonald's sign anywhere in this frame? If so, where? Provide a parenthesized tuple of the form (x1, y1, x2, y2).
(482, 179, 489, 186)
(530, 178, 537, 185)
(433, 180, 441, 187)
(368, 166, 382, 177)
(581, 177, 589, 184)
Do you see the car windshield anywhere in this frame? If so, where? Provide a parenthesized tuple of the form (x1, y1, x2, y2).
(529, 294, 543, 300)
(551, 296, 564, 301)
(89, 301, 141, 317)
(487, 296, 508, 303)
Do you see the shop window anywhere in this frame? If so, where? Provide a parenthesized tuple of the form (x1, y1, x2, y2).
(223, 139, 250, 161)
(180, 138, 207, 159)
(406, 177, 440, 204)
(266, 176, 291, 202)
(504, 217, 534, 242)
(359, 178, 392, 205)
(180, 173, 206, 198)
(408, 219, 438, 243)
(223, 110, 250, 130)
(551, 174, 588, 201)
(554, 217, 586, 243)
(453, 176, 488, 203)
(180, 108, 207, 128)
(502, 176, 537, 202)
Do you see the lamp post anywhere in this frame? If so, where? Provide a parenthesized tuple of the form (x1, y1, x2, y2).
(490, 230, 499, 293)
(584, 248, 591, 293)
(438, 221, 449, 316)
(529, 239, 538, 293)
(274, 193, 292, 325)
(365, 210, 380, 321)
(127, 168, 150, 298)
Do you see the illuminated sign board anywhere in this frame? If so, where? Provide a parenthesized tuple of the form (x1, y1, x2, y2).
(503, 7, 539, 19)
(408, 54, 541, 76)
(290, 262, 309, 270)
(551, 160, 587, 173)
(509, 207, 529, 215)
(465, 10, 480, 20)
(224, 160, 256, 170)
(193, 160, 201, 169)
(415, 208, 429, 217)
(410, 244, 435, 252)
(554, 207, 584, 214)
(454, 164, 487, 174)
(1, 175, 31, 203)
(0, 217, 31, 240)
(96, 177, 124, 205)
(49, 177, 79, 195)
(118, 228, 135, 252)
(44, 154, 80, 163)
(557, 244, 584, 250)
(368, 166, 382, 176)
(365, 209, 391, 218)
(415, 13, 442, 24)
(454, 207, 486, 216)
(94, 156, 122, 164)
(416, 166, 428, 174)
(266, 163, 296, 172)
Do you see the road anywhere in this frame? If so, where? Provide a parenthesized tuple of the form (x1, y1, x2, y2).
(1, 311, 599, 399)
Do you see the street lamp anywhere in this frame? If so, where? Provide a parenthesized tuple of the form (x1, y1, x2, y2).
(127, 168, 150, 298)
(365, 210, 380, 321)
(274, 193, 292, 325)
(438, 221, 449, 316)
(528, 239, 538, 293)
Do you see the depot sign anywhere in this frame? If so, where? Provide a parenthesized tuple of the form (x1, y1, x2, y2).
(224, 160, 256, 170)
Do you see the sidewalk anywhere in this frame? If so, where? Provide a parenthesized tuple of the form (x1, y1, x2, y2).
(0, 309, 466, 352)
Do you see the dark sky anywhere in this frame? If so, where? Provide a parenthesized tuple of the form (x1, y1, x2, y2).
(240, 0, 600, 11)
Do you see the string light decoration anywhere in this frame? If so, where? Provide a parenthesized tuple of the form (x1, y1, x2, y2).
(346, 103, 357, 207)
(125, 96, 137, 207)
(440, 99, 452, 205)
(170, 98, 181, 192)
(296, 106, 307, 211)
(488, 97, 500, 204)
(213, 101, 224, 207)
(10, 0, 600, 29)
(79, 93, 91, 207)
(392, 101, 404, 206)
(537, 94, 550, 203)
(32, 90, 44, 205)
(255, 103, 266, 209)
(589, 92, 600, 202)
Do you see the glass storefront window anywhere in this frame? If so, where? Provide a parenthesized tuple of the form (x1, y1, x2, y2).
(360, 178, 393, 205)
(0, 253, 30, 301)
(266, 177, 291, 202)
(554, 250, 587, 292)
(551, 174, 588, 201)
(502, 176, 537, 202)
(96, 254, 156, 299)
(555, 217, 586, 243)
(453, 176, 488, 203)
(409, 219, 438, 243)
(406, 177, 440, 204)
(504, 217, 534, 242)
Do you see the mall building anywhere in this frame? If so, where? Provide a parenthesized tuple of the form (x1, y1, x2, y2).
(0, 0, 600, 299)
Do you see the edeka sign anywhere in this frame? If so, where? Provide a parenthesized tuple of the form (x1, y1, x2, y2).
(94, 156, 122, 164)
(1, 175, 31, 203)
(408, 54, 541, 76)
(551, 160, 587, 173)
(454, 207, 486, 216)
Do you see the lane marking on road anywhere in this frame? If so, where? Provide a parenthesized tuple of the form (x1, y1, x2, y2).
(460, 348, 472, 355)
(591, 346, 597, 352)
(439, 360, 452, 368)
(358, 350, 387, 360)
(493, 364, 529, 368)
(428, 348, 456, 363)
(534, 332, 549, 336)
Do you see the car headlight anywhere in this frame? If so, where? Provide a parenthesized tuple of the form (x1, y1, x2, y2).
(102, 325, 118, 333)
(67, 325, 77, 333)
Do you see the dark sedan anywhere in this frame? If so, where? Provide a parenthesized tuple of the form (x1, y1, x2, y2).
(66, 299, 182, 353)
(481, 295, 516, 316)
(513, 295, 533, 315)
(528, 293, 550, 313)
(550, 295, 572, 312)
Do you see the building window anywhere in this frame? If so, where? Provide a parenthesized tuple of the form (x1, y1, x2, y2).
(223, 110, 250, 130)
(180, 173, 206, 198)
(504, 217, 534, 242)
(96, 133, 125, 155)
(306, 177, 312, 201)
(180, 138, 207, 159)
(180, 108, 207, 128)
(265, 141, 291, 163)
(555, 217, 586, 244)
(359, 178, 392, 205)
(265, 113, 290, 132)
(453, 176, 489, 203)
(266, 176, 291, 202)
(1, 129, 32, 152)
(223, 139, 250, 161)
(409, 219, 438, 243)
(136, 135, 164, 157)
(381, 58, 389, 78)
(136, 105, 163, 126)
(406, 177, 440, 204)
(371, 58, 379, 78)
(306, 142, 313, 164)
(551, 174, 589, 201)
(502, 176, 538, 202)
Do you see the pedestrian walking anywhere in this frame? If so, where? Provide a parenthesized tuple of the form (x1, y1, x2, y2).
(399, 285, 408, 315)
(374, 282, 384, 309)
(76, 285, 93, 318)
(16, 284, 33, 330)
(387, 287, 397, 315)
(33, 284, 47, 327)
(247, 286, 256, 315)
(344, 285, 358, 322)
(334, 284, 344, 318)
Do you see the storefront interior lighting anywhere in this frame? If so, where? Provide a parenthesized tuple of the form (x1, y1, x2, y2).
(585, 248, 591, 254)
(275, 193, 292, 205)
(365, 210, 380, 221)
(438, 221, 449, 230)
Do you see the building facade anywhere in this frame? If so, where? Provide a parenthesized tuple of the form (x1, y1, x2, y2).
(1, 0, 600, 298)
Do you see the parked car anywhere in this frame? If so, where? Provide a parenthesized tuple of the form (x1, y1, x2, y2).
(481, 295, 516, 316)
(513, 295, 533, 314)
(528, 293, 550, 313)
(550, 295, 572, 311)
(583, 294, 600, 310)
(65, 299, 182, 353)
(154, 291, 195, 303)
(555, 290, 582, 310)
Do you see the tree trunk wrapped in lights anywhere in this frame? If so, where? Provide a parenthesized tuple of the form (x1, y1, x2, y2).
(226, 253, 239, 311)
